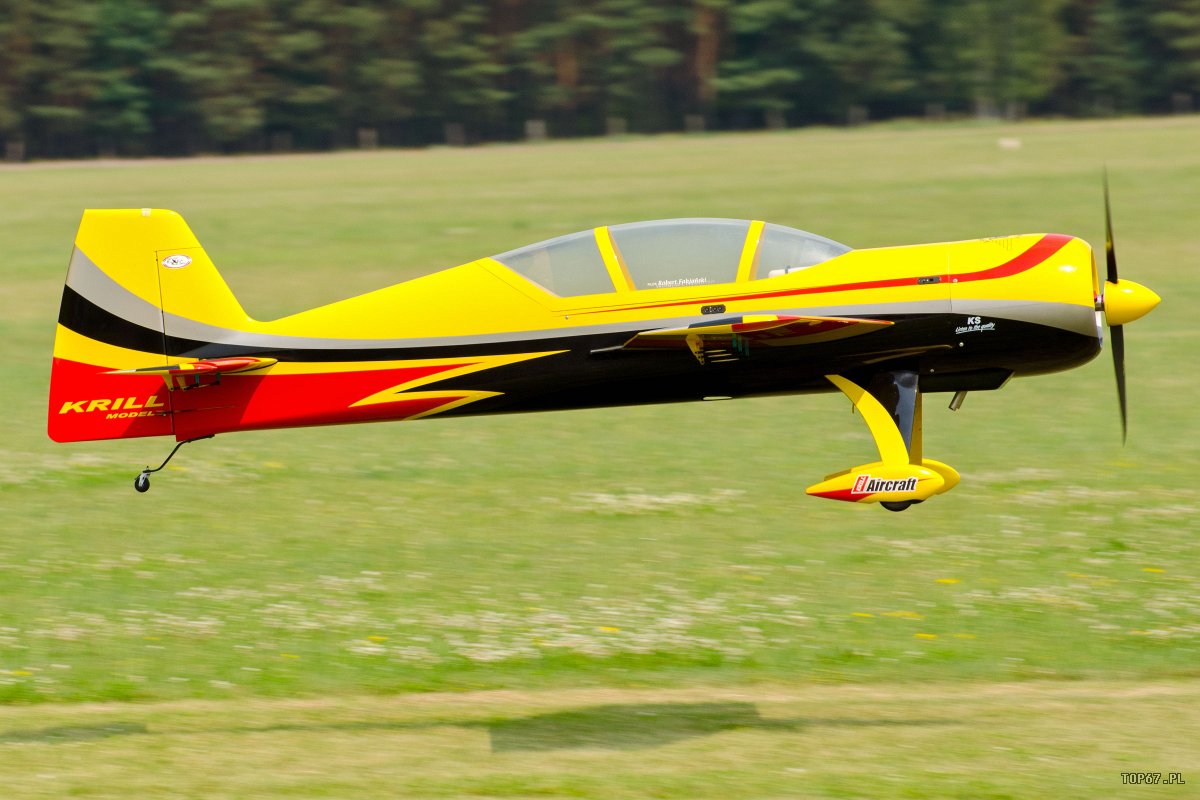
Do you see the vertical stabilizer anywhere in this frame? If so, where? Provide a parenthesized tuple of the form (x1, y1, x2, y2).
(48, 209, 246, 443)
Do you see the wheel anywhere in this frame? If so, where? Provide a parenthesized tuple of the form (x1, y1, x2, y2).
(880, 500, 913, 512)
(134, 473, 150, 493)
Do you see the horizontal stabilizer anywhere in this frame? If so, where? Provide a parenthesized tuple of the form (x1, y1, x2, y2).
(108, 357, 277, 390)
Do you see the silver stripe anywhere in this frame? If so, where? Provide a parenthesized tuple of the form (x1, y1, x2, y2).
(952, 299, 1098, 338)
(65, 249, 1096, 351)
(163, 300, 958, 351)
(66, 248, 167, 332)
(162, 310, 683, 350)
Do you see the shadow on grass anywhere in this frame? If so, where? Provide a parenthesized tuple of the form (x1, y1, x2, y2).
(487, 702, 955, 752)
(0, 702, 954, 752)
(0, 722, 148, 744)
(489, 702, 779, 752)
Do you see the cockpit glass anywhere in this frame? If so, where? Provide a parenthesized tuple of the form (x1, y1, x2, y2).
(755, 224, 850, 278)
(491, 219, 851, 297)
(609, 218, 750, 290)
(492, 229, 615, 297)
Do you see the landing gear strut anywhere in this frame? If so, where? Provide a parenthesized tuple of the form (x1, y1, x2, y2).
(134, 435, 213, 492)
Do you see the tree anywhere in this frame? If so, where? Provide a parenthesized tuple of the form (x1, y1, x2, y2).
(802, 0, 918, 121)
(1058, 0, 1142, 115)
(158, 0, 275, 150)
(86, 0, 165, 154)
(922, 0, 1068, 117)
(417, 0, 511, 142)
(342, 2, 423, 146)
(20, 1, 101, 157)
(0, 0, 34, 156)
(0, 0, 1193, 157)
(1145, 0, 1200, 109)
(713, 1, 808, 126)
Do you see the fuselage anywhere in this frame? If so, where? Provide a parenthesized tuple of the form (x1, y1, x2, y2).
(50, 212, 1102, 443)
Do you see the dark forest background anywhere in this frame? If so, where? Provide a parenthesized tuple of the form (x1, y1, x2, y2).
(2, 0, 1198, 159)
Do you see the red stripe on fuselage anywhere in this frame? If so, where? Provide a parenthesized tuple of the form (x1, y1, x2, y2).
(951, 234, 1074, 283)
(172, 362, 477, 440)
(588, 234, 1074, 314)
(48, 358, 174, 442)
(50, 358, 496, 442)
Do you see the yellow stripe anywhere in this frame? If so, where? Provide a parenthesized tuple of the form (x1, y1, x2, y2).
(595, 227, 634, 292)
(346, 353, 567, 416)
(736, 220, 766, 282)
(57, 325, 562, 396)
(53, 325, 165, 370)
(355, 390, 502, 418)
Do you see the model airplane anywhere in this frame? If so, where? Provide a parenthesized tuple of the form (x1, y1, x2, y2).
(48, 189, 1158, 509)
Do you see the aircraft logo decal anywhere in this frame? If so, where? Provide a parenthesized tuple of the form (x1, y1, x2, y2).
(58, 395, 167, 416)
(851, 475, 919, 495)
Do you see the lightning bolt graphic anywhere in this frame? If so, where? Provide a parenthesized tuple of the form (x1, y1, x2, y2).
(347, 351, 564, 419)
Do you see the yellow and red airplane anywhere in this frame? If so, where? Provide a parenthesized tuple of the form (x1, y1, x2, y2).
(48, 192, 1159, 509)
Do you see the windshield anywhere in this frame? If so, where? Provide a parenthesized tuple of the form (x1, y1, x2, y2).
(491, 228, 615, 297)
(608, 218, 750, 290)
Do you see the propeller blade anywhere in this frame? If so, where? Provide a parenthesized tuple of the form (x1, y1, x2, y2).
(1103, 168, 1119, 285)
(1111, 323, 1127, 443)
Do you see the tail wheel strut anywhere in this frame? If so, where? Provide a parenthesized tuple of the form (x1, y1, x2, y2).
(134, 435, 213, 492)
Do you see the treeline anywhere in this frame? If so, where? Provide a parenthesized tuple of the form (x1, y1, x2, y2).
(1, 0, 1198, 159)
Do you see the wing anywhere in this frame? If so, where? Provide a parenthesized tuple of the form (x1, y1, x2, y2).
(596, 315, 893, 364)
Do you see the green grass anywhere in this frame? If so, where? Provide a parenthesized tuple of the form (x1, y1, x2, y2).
(1, 118, 1198, 796)
(1, 682, 1197, 799)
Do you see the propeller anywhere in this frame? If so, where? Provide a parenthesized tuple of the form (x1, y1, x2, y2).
(1099, 170, 1160, 442)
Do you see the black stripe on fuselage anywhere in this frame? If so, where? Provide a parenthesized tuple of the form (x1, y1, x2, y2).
(383, 316, 1100, 418)
(58, 283, 1099, 413)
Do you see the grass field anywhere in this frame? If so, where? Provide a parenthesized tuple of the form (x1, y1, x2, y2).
(1, 682, 1197, 799)
(1, 117, 1198, 797)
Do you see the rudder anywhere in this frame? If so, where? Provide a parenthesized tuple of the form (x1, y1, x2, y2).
(48, 209, 248, 443)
